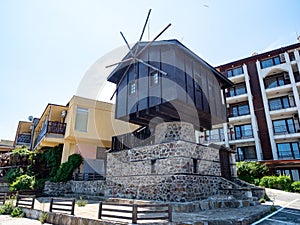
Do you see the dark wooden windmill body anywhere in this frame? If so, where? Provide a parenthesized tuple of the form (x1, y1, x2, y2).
(107, 40, 232, 130)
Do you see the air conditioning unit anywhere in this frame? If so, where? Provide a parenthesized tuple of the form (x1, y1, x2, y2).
(284, 72, 289, 80)
(279, 53, 286, 63)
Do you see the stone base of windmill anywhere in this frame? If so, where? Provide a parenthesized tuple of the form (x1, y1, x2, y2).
(105, 122, 264, 210)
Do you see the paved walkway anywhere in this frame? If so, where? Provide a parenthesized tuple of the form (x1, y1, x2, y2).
(252, 188, 300, 225)
(1, 188, 300, 225)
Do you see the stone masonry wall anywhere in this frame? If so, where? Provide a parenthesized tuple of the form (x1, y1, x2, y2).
(107, 141, 221, 177)
(44, 180, 106, 196)
(106, 140, 240, 202)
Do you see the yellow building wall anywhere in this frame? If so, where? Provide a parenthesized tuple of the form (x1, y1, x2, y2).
(61, 95, 138, 163)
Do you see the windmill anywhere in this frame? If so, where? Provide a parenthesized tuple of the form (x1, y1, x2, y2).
(106, 9, 171, 100)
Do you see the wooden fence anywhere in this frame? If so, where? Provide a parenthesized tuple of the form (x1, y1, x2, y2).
(49, 197, 75, 215)
(98, 202, 172, 223)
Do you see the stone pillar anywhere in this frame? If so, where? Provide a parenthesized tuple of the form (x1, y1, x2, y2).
(154, 122, 196, 144)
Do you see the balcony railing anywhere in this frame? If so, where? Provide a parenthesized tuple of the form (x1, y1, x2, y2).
(16, 133, 31, 145)
(273, 124, 300, 135)
(111, 126, 154, 151)
(229, 129, 254, 141)
(33, 121, 66, 149)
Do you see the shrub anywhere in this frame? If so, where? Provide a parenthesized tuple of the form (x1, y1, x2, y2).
(5, 167, 24, 184)
(0, 201, 14, 215)
(259, 198, 266, 203)
(52, 154, 83, 182)
(9, 174, 35, 191)
(76, 197, 88, 207)
(259, 175, 292, 191)
(236, 161, 270, 184)
(276, 175, 292, 191)
(291, 181, 300, 193)
(11, 207, 25, 217)
(39, 211, 47, 223)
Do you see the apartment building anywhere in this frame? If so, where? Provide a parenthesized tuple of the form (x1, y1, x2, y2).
(14, 95, 138, 176)
(203, 41, 300, 181)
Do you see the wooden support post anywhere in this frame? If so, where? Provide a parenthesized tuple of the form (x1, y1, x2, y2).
(71, 199, 75, 215)
(49, 198, 53, 212)
(168, 204, 172, 222)
(98, 202, 103, 219)
(132, 204, 138, 224)
(31, 197, 35, 209)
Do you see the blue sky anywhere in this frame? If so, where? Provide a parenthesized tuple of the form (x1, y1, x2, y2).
(0, 0, 299, 141)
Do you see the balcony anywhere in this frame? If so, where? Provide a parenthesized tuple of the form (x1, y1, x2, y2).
(273, 124, 300, 140)
(228, 128, 255, 144)
(228, 73, 245, 83)
(33, 121, 66, 149)
(228, 113, 251, 123)
(15, 133, 31, 146)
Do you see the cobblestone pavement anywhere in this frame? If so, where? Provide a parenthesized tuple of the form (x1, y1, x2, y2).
(252, 188, 300, 225)
(0, 215, 53, 225)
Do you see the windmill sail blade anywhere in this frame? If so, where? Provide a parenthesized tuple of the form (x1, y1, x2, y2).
(136, 59, 167, 76)
(139, 9, 152, 41)
(110, 58, 135, 100)
(105, 57, 134, 68)
(136, 23, 171, 58)
(120, 31, 135, 57)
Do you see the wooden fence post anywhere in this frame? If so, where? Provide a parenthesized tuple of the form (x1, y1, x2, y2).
(132, 204, 138, 224)
(49, 198, 53, 212)
(98, 202, 103, 219)
(71, 199, 75, 215)
(168, 204, 172, 222)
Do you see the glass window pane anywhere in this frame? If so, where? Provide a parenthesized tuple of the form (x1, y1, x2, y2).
(278, 77, 284, 86)
(261, 58, 274, 69)
(269, 98, 282, 110)
(235, 85, 246, 95)
(239, 105, 249, 115)
(75, 107, 88, 132)
(273, 120, 287, 134)
(265, 77, 278, 88)
(274, 57, 281, 65)
(282, 97, 290, 108)
(277, 143, 292, 158)
(244, 146, 257, 159)
(232, 106, 238, 117)
(287, 119, 295, 133)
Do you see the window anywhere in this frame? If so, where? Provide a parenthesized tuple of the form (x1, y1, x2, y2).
(277, 169, 300, 181)
(227, 83, 246, 97)
(231, 104, 250, 117)
(289, 52, 296, 61)
(193, 158, 198, 173)
(205, 128, 224, 142)
(75, 107, 88, 132)
(226, 66, 243, 78)
(236, 146, 257, 161)
(269, 96, 294, 111)
(264, 74, 288, 89)
(129, 81, 136, 95)
(273, 118, 295, 134)
(261, 56, 281, 69)
(150, 71, 159, 86)
(234, 124, 253, 140)
(151, 159, 156, 173)
(277, 142, 300, 159)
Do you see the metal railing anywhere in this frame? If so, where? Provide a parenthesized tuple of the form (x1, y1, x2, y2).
(16, 133, 31, 145)
(273, 124, 297, 135)
(73, 173, 104, 181)
(33, 121, 66, 149)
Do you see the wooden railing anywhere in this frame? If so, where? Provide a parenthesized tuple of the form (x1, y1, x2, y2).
(49, 197, 75, 215)
(111, 126, 154, 151)
(16, 194, 35, 209)
(98, 202, 172, 223)
(0, 193, 6, 205)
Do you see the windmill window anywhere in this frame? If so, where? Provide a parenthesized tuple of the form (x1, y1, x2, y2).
(129, 81, 136, 95)
(150, 71, 160, 86)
